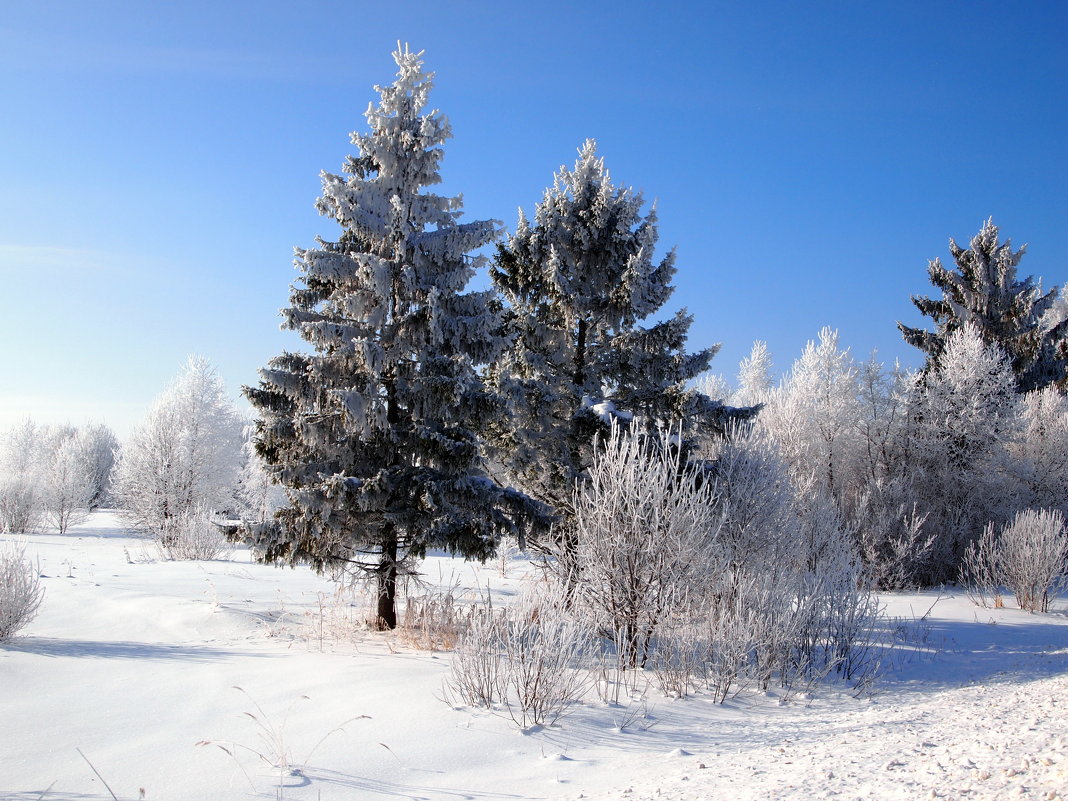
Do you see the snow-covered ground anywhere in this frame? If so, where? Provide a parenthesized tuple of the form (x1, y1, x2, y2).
(3, 511, 1068, 800)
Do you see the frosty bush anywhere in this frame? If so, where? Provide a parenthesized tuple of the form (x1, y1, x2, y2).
(999, 508, 1068, 613)
(705, 426, 796, 573)
(40, 434, 94, 534)
(447, 605, 507, 709)
(853, 478, 931, 591)
(961, 509, 1068, 613)
(157, 504, 231, 561)
(116, 357, 243, 538)
(1013, 386, 1068, 513)
(907, 326, 1019, 582)
(562, 422, 723, 671)
(446, 584, 594, 728)
(0, 477, 42, 535)
(400, 589, 470, 651)
(0, 543, 44, 641)
(959, 522, 1004, 609)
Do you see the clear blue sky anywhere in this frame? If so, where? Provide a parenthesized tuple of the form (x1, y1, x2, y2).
(2, 1, 1066, 437)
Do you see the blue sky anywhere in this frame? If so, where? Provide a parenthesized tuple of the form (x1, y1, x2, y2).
(2, 1, 1066, 437)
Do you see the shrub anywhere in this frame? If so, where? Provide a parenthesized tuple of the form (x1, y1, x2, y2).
(999, 508, 1068, 613)
(157, 504, 231, 561)
(0, 477, 42, 535)
(0, 542, 44, 640)
(446, 584, 594, 729)
(959, 522, 1004, 609)
(562, 423, 722, 671)
(961, 509, 1068, 613)
(400, 588, 470, 651)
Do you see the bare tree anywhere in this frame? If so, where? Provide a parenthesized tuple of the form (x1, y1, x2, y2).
(0, 543, 44, 641)
(114, 357, 243, 538)
(561, 422, 723, 669)
(40, 434, 94, 534)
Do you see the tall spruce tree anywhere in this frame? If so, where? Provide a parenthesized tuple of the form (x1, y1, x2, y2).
(899, 219, 1068, 392)
(488, 140, 753, 517)
(245, 45, 538, 629)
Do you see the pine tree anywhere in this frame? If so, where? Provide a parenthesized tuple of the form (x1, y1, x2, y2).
(488, 140, 751, 516)
(245, 45, 539, 629)
(899, 218, 1068, 392)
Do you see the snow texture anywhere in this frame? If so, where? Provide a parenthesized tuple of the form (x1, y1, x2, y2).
(3, 511, 1067, 800)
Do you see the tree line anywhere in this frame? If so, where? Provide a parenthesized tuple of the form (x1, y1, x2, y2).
(2, 45, 1065, 635)
(242, 45, 1067, 627)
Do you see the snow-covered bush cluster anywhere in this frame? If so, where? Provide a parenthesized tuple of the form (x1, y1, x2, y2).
(445, 424, 883, 725)
(113, 356, 244, 543)
(0, 419, 117, 535)
(707, 321, 1068, 588)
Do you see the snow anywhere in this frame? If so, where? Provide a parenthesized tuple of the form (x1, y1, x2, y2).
(3, 511, 1068, 800)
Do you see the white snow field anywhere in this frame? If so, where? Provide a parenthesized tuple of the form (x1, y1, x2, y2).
(3, 512, 1068, 801)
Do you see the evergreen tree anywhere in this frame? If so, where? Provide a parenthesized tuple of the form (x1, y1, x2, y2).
(245, 46, 539, 629)
(488, 140, 752, 516)
(899, 218, 1068, 392)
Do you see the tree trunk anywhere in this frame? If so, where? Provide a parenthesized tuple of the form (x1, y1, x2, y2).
(374, 535, 399, 630)
(373, 374, 402, 630)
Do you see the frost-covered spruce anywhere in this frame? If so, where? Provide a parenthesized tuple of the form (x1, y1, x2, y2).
(899, 219, 1068, 392)
(488, 140, 754, 516)
(245, 45, 541, 629)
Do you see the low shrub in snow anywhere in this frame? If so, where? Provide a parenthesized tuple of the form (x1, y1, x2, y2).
(961, 508, 1068, 613)
(1000, 508, 1068, 613)
(446, 583, 594, 729)
(960, 523, 1005, 609)
(0, 542, 44, 640)
(156, 504, 231, 561)
(558, 422, 723, 672)
(0, 476, 42, 535)
(400, 588, 472, 651)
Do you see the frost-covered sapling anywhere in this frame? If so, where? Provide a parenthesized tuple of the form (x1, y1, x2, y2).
(1012, 386, 1068, 514)
(960, 522, 1004, 609)
(758, 327, 864, 502)
(0, 419, 45, 534)
(562, 422, 723, 671)
(906, 325, 1019, 582)
(0, 542, 44, 641)
(41, 434, 94, 534)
